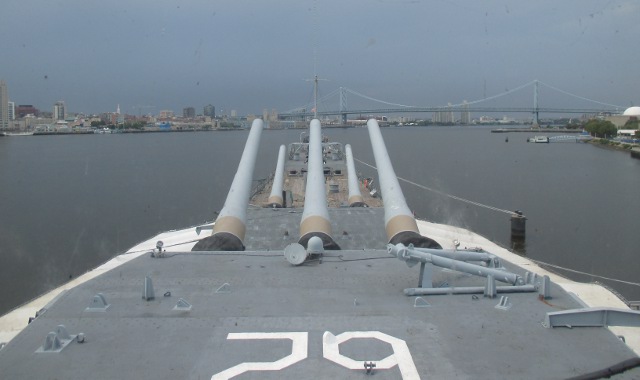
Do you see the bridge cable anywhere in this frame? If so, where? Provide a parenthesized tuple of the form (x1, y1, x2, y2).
(353, 157, 514, 215)
(285, 79, 619, 115)
(447, 80, 536, 107)
(537, 80, 624, 109)
(345, 80, 537, 109)
(286, 87, 341, 114)
(345, 88, 416, 108)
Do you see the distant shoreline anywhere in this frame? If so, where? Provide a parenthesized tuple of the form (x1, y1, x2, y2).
(491, 128, 582, 133)
(0, 129, 240, 136)
(586, 138, 640, 158)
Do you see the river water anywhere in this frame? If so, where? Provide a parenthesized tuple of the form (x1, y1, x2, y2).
(1, 126, 638, 315)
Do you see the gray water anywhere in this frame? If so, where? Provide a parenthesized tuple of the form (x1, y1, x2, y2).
(1, 127, 638, 316)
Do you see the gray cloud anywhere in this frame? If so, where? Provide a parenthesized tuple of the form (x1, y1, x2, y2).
(0, 0, 637, 115)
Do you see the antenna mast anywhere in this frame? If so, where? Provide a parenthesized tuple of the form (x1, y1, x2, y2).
(313, 0, 318, 119)
(314, 75, 318, 119)
(307, 0, 326, 120)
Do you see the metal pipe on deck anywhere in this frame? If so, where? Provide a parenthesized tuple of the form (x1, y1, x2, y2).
(267, 145, 286, 208)
(192, 119, 263, 251)
(413, 247, 499, 266)
(345, 144, 365, 207)
(404, 285, 536, 296)
(388, 243, 524, 285)
(366, 119, 441, 248)
(299, 119, 340, 250)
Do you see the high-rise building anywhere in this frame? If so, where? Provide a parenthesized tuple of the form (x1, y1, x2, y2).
(183, 107, 195, 118)
(432, 104, 454, 124)
(460, 101, 471, 124)
(0, 80, 8, 129)
(8, 101, 15, 121)
(204, 104, 215, 118)
(53, 101, 66, 120)
(116, 104, 124, 125)
(270, 109, 278, 122)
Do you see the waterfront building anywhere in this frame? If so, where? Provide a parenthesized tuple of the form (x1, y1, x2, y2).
(478, 115, 496, 124)
(432, 103, 454, 124)
(53, 101, 66, 121)
(8, 101, 15, 121)
(16, 105, 38, 118)
(230, 110, 237, 118)
(605, 106, 640, 127)
(432, 109, 441, 123)
(159, 110, 174, 119)
(460, 101, 471, 124)
(116, 104, 124, 125)
(183, 107, 196, 118)
(23, 116, 54, 129)
(204, 104, 215, 118)
(101, 112, 118, 125)
(0, 80, 8, 129)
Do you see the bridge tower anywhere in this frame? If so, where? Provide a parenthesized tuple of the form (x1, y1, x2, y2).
(532, 80, 539, 128)
(340, 87, 348, 124)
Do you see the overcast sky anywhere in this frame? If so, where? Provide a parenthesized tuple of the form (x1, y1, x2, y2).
(1, 0, 638, 116)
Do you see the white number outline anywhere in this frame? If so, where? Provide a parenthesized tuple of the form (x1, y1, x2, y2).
(211, 332, 308, 380)
(211, 331, 419, 380)
(323, 331, 420, 379)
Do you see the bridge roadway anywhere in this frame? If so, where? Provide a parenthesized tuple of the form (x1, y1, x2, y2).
(280, 107, 618, 119)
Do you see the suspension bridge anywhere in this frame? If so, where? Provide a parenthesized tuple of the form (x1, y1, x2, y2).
(279, 80, 623, 125)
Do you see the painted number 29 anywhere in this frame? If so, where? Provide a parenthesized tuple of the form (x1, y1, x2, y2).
(211, 331, 419, 380)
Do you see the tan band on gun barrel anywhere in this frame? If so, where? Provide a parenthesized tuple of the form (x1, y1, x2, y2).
(300, 215, 332, 238)
(348, 195, 365, 206)
(385, 214, 420, 242)
(212, 216, 247, 241)
(267, 195, 284, 207)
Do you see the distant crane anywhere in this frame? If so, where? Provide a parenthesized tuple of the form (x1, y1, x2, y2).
(131, 105, 156, 116)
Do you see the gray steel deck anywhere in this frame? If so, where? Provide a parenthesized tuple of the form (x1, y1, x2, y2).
(0, 208, 637, 379)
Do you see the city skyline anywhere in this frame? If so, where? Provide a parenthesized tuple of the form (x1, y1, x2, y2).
(0, 80, 629, 124)
(1, 1, 638, 116)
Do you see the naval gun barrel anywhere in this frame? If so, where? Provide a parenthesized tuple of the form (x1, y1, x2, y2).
(367, 119, 441, 248)
(266, 144, 286, 208)
(299, 119, 339, 249)
(192, 119, 263, 251)
(345, 144, 365, 207)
